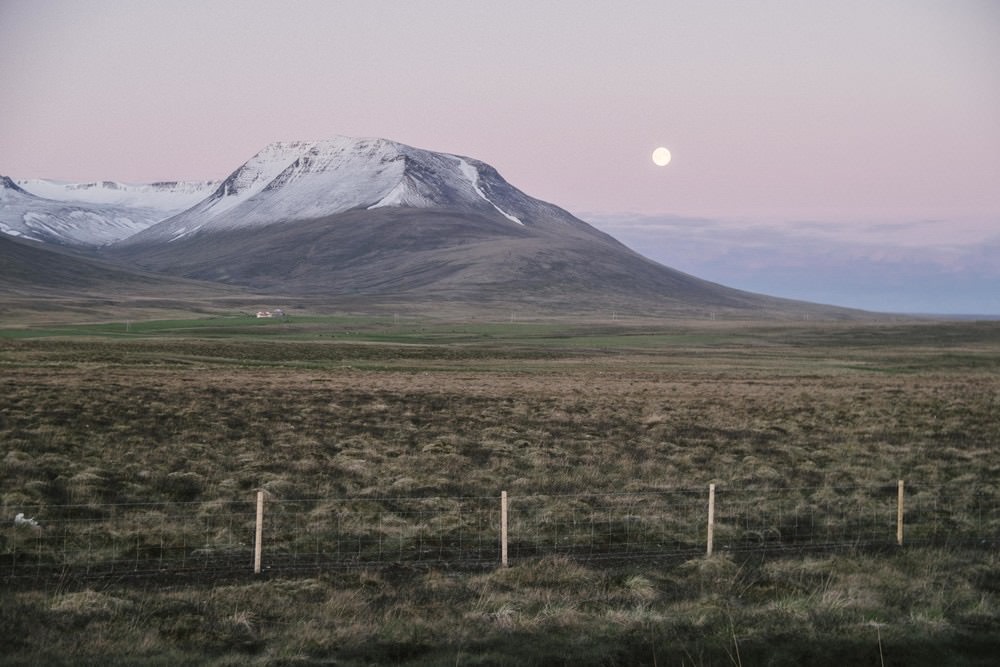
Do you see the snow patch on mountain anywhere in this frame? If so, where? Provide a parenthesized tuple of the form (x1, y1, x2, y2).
(454, 157, 523, 225)
(0, 222, 26, 238)
(367, 179, 428, 210)
(16, 178, 218, 216)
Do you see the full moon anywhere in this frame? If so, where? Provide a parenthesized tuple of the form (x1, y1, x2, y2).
(651, 147, 672, 167)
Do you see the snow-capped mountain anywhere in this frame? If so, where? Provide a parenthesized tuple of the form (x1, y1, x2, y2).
(111, 136, 784, 313)
(123, 137, 584, 244)
(1, 176, 219, 246)
(0, 176, 165, 246)
(5, 137, 583, 247)
(3, 137, 863, 318)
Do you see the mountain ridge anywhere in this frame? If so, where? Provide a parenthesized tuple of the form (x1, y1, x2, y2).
(119, 137, 580, 245)
(15, 178, 218, 213)
(1, 174, 223, 246)
(0, 175, 166, 246)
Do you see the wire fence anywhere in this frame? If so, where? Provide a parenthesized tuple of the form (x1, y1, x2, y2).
(3, 482, 998, 581)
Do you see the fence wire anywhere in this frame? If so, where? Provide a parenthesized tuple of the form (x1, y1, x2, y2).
(3, 500, 257, 579)
(260, 495, 499, 571)
(3, 483, 998, 581)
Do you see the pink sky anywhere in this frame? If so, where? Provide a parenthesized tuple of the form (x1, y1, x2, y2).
(2, 0, 998, 230)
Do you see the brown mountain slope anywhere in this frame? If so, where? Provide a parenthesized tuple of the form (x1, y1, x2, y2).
(108, 207, 866, 318)
(0, 233, 252, 321)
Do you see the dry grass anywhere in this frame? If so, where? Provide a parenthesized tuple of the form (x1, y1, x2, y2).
(0, 319, 998, 664)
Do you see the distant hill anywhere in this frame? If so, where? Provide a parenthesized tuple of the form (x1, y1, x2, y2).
(0, 233, 167, 290)
(0, 233, 252, 320)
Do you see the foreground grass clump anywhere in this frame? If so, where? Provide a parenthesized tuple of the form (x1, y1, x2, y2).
(1, 549, 998, 665)
(0, 318, 999, 663)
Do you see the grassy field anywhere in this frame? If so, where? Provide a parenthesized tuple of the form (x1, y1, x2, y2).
(1, 315, 999, 665)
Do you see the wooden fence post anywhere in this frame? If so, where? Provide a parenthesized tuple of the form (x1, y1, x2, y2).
(254, 490, 264, 574)
(500, 490, 509, 568)
(707, 483, 716, 557)
(896, 480, 905, 546)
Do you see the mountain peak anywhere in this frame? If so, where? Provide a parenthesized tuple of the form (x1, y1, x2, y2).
(1, 175, 29, 195)
(123, 136, 555, 244)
